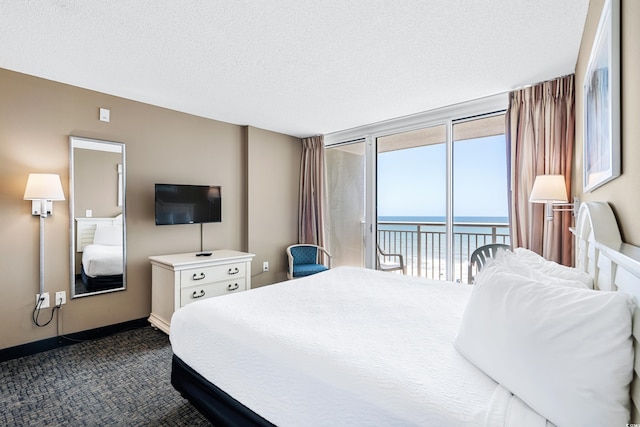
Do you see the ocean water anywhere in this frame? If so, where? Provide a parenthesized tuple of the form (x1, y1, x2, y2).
(378, 216, 509, 235)
(378, 215, 509, 224)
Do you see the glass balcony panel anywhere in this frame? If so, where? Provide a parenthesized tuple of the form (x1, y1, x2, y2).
(377, 124, 448, 279)
(452, 115, 508, 283)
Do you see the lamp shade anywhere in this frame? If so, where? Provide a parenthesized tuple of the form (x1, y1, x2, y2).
(529, 175, 568, 203)
(23, 173, 65, 201)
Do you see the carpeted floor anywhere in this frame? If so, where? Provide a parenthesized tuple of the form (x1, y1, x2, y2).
(0, 327, 211, 426)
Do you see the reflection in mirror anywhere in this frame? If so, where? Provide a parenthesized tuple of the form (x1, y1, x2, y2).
(69, 136, 126, 298)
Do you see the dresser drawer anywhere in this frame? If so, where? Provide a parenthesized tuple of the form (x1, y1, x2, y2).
(149, 250, 254, 334)
(180, 262, 246, 287)
(180, 280, 245, 307)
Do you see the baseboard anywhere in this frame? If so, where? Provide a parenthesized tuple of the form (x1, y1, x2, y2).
(0, 318, 149, 363)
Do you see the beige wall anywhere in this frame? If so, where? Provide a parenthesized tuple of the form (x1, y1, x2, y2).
(574, 0, 640, 245)
(247, 126, 301, 287)
(74, 149, 122, 218)
(0, 68, 300, 350)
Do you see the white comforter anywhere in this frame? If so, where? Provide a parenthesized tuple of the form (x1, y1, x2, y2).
(81, 244, 123, 277)
(487, 386, 555, 427)
(170, 266, 548, 426)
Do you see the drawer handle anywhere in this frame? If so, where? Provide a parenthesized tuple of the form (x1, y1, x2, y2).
(192, 272, 206, 281)
(227, 283, 239, 291)
(228, 267, 240, 275)
(192, 290, 206, 299)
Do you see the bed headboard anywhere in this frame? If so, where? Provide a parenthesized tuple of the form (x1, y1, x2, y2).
(574, 202, 640, 422)
(75, 215, 122, 252)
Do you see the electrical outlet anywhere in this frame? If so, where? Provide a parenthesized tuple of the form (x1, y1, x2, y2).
(36, 293, 50, 309)
(263, 261, 269, 272)
(55, 291, 66, 306)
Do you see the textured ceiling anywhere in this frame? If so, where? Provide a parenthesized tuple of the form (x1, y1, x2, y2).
(0, 1, 589, 138)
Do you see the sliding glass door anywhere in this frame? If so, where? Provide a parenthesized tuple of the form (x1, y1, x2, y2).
(377, 125, 448, 279)
(452, 115, 509, 283)
(324, 95, 509, 281)
(325, 140, 367, 268)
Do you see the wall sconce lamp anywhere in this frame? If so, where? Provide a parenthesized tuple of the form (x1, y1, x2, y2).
(23, 173, 65, 298)
(24, 173, 65, 217)
(529, 174, 579, 221)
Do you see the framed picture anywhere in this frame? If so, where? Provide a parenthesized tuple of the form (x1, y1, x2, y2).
(583, 0, 620, 192)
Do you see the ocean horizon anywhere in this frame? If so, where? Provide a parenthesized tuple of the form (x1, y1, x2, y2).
(378, 215, 508, 224)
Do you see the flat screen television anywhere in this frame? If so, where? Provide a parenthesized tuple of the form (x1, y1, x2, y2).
(155, 184, 221, 225)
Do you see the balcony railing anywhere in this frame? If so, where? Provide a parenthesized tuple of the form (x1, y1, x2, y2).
(377, 220, 510, 284)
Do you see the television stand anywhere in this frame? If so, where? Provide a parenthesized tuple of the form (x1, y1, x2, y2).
(148, 250, 255, 334)
(200, 223, 205, 252)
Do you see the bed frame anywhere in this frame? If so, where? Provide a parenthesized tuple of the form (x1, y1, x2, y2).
(573, 201, 640, 422)
(172, 355, 274, 426)
(172, 201, 640, 424)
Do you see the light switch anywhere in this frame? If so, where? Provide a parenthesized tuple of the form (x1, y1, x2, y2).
(99, 108, 110, 122)
(86, 209, 92, 217)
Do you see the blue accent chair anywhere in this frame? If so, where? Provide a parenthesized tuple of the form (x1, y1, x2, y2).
(286, 244, 332, 280)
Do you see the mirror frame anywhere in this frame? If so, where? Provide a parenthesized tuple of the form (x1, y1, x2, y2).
(69, 136, 126, 298)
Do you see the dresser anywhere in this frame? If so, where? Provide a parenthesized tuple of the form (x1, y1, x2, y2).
(148, 250, 255, 334)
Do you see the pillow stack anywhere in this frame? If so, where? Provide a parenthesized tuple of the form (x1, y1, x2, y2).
(513, 247, 593, 289)
(454, 248, 635, 426)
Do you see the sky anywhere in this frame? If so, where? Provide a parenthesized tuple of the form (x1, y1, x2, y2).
(377, 135, 509, 218)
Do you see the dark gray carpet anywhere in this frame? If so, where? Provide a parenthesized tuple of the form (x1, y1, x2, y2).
(0, 327, 211, 426)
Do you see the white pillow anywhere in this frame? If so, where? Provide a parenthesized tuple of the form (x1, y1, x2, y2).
(93, 224, 123, 246)
(514, 247, 594, 288)
(454, 270, 634, 426)
(485, 249, 587, 288)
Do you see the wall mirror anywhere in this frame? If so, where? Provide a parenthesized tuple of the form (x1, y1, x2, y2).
(69, 136, 126, 298)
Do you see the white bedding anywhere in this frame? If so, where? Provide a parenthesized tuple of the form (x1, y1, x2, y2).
(486, 386, 555, 427)
(170, 266, 549, 426)
(81, 244, 123, 277)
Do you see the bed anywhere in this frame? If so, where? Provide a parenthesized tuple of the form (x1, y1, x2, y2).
(76, 215, 124, 291)
(169, 202, 640, 426)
